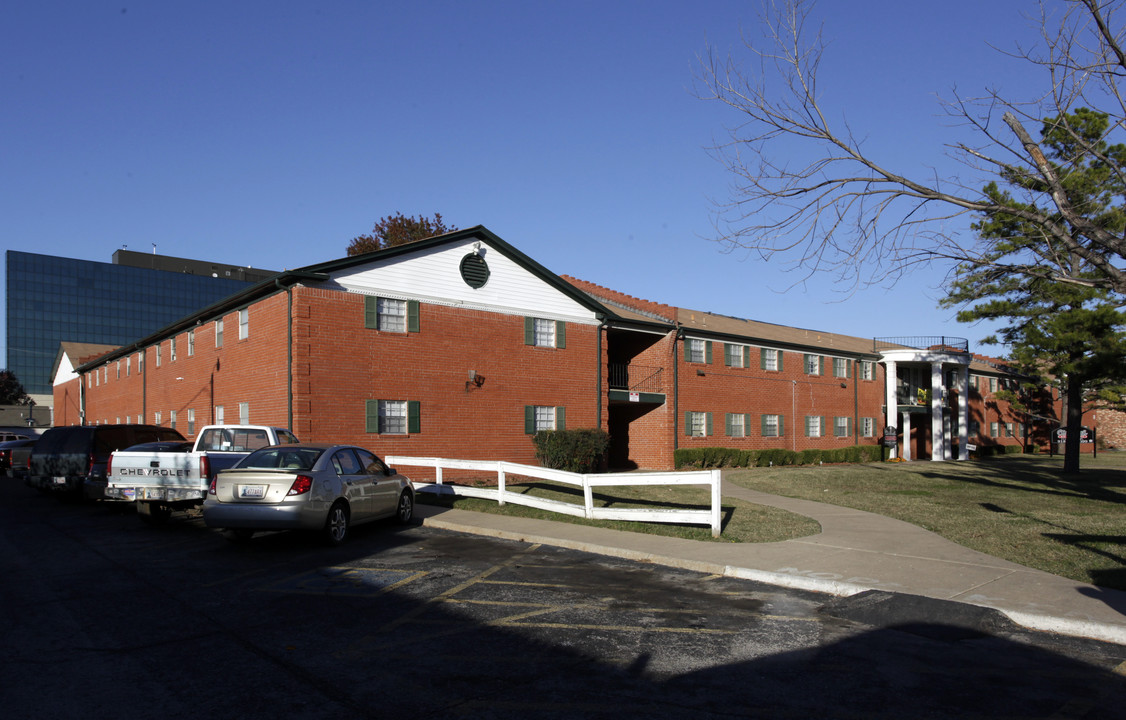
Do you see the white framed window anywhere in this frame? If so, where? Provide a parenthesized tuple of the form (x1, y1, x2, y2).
(156, 345, 162, 367)
(170, 337, 177, 362)
(725, 344, 748, 368)
(685, 338, 710, 364)
(377, 298, 407, 333)
(761, 348, 781, 372)
(188, 330, 195, 357)
(238, 308, 249, 340)
(861, 417, 875, 437)
(761, 414, 783, 437)
(215, 318, 224, 348)
(989, 377, 998, 393)
(154, 411, 162, 425)
(725, 413, 747, 437)
(805, 416, 823, 438)
(1005, 422, 1014, 438)
(116, 361, 120, 379)
(380, 400, 408, 434)
(989, 422, 999, 437)
(215, 405, 225, 426)
(832, 358, 849, 378)
(126, 356, 131, 377)
(522, 405, 564, 433)
(860, 361, 875, 381)
(138, 351, 144, 373)
(804, 354, 822, 375)
(685, 411, 710, 437)
(834, 416, 852, 437)
(533, 318, 555, 347)
(170, 410, 177, 430)
(239, 402, 250, 425)
(187, 409, 196, 436)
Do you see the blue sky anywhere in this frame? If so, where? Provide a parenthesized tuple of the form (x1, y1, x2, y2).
(3, 0, 1051, 367)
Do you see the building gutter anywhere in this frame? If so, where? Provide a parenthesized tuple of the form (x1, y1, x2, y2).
(276, 278, 294, 431)
(673, 325, 682, 453)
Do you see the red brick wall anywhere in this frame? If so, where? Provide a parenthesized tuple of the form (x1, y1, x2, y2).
(676, 342, 885, 454)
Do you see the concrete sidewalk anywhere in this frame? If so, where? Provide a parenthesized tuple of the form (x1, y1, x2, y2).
(415, 478, 1126, 645)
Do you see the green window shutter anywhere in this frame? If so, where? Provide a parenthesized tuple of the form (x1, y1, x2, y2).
(705, 412, 713, 437)
(556, 406, 565, 431)
(524, 406, 535, 434)
(365, 400, 379, 433)
(743, 346, 751, 368)
(724, 413, 733, 436)
(805, 416, 812, 437)
(819, 356, 825, 375)
(745, 414, 753, 435)
(822, 416, 827, 436)
(407, 300, 420, 333)
(760, 349, 767, 370)
(779, 415, 784, 436)
(724, 344, 733, 367)
(704, 341, 713, 364)
(555, 321, 566, 349)
(778, 351, 783, 372)
(761, 415, 768, 435)
(407, 400, 420, 434)
(524, 317, 535, 346)
(683, 341, 690, 363)
(848, 417, 854, 437)
(364, 296, 377, 329)
(685, 411, 691, 437)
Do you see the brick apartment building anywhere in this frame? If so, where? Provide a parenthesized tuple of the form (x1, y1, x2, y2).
(53, 227, 1069, 472)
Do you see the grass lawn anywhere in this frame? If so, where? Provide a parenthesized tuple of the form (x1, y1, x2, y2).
(726, 453, 1126, 591)
(418, 478, 821, 544)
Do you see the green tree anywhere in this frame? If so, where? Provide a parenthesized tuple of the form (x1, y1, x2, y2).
(346, 213, 457, 256)
(943, 109, 1126, 472)
(0, 370, 30, 406)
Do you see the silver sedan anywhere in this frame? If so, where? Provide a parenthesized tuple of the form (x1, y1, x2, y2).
(202, 443, 414, 545)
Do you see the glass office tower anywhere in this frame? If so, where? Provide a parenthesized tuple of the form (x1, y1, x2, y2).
(6, 250, 274, 399)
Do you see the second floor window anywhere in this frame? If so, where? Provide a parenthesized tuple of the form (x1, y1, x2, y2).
(685, 338, 711, 364)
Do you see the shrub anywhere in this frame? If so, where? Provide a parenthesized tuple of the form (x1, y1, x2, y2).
(533, 429, 610, 473)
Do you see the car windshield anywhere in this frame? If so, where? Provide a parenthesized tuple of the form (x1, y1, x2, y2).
(237, 447, 322, 471)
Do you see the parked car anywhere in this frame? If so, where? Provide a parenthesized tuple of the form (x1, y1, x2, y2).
(0, 432, 29, 443)
(28, 424, 186, 499)
(106, 425, 298, 525)
(203, 443, 414, 545)
(0, 438, 37, 478)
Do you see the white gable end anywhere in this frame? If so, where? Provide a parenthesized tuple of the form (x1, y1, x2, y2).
(53, 353, 78, 387)
(325, 239, 599, 323)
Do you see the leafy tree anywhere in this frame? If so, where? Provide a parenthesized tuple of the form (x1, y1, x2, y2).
(943, 109, 1126, 472)
(697, 0, 1126, 297)
(346, 213, 457, 256)
(0, 370, 30, 406)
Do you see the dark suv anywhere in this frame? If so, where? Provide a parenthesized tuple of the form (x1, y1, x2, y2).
(29, 425, 185, 500)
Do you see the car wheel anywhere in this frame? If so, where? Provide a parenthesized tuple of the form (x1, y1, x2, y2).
(223, 528, 255, 543)
(323, 501, 350, 546)
(396, 490, 414, 524)
(137, 502, 172, 526)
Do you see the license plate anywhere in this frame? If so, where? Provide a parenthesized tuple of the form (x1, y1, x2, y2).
(122, 488, 136, 501)
(53, 477, 67, 485)
(240, 485, 266, 498)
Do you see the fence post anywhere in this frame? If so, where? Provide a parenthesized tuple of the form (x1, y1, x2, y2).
(711, 469, 722, 538)
(583, 474, 594, 519)
(497, 462, 506, 506)
(435, 464, 444, 486)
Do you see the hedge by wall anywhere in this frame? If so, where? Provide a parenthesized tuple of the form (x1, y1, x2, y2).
(533, 429, 610, 473)
(674, 445, 884, 469)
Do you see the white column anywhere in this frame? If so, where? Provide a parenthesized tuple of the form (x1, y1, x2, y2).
(902, 412, 912, 461)
(884, 360, 898, 459)
(958, 364, 969, 461)
(931, 363, 944, 461)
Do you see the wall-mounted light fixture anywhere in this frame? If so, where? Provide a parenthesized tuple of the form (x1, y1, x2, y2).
(466, 369, 485, 391)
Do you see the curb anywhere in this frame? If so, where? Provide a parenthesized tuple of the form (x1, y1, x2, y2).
(419, 514, 1126, 646)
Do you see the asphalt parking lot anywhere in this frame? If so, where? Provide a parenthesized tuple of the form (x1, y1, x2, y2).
(3, 480, 1125, 719)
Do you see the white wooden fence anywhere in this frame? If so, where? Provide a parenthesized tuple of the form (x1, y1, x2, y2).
(384, 457, 723, 538)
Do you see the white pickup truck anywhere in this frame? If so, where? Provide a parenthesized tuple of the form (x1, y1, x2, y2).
(106, 425, 299, 524)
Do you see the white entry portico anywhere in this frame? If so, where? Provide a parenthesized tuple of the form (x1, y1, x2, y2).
(877, 338, 972, 462)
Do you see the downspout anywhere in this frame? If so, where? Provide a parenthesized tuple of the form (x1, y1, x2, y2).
(853, 359, 860, 445)
(596, 317, 605, 430)
(673, 325, 681, 453)
(141, 345, 147, 424)
(276, 279, 293, 430)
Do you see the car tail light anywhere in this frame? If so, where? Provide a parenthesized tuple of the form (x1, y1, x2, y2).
(106, 455, 114, 476)
(0, 450, 9, 464)
(208, 478, 217, 495)
(200, 455, 211, 480)
(287, 475, 313, 496)
(87, 453, 96, 477)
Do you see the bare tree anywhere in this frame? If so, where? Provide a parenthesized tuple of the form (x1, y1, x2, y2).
(697, 0, 1126, 297)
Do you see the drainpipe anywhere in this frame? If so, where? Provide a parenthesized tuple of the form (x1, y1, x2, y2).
(673, 325, 681, 453)
(596, 317, 605, 430)
(853, 359, 860, 445)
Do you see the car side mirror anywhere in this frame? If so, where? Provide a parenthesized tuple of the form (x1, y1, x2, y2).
(386, 466, 396, 476)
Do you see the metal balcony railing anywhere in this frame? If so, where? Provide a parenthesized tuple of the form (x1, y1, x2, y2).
(608, 364, 664, 393)
(873, 336, 969, 354)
